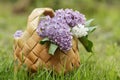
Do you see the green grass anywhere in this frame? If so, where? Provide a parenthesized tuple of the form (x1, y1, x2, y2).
(0, 1, 120, 80)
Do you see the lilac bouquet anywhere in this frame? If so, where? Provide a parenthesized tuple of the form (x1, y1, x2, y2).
(36, 9, 96, 55)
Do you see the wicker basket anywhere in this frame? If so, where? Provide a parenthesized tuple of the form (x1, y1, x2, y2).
(14, 8, 80, 74)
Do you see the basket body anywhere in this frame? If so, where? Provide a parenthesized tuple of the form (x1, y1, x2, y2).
(14, 8, 80, 73)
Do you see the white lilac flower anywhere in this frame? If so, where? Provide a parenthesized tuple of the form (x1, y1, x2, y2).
(14, 30, 23, 38)
(55, 9, 86, 27)
(72, 24, 89, 38)
(37, 16, 72, 51)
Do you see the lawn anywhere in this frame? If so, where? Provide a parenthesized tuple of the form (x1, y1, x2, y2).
(0, 1, 120, 80)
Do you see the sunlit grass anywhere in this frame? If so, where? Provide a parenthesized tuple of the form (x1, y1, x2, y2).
(0, 1, 120, 80)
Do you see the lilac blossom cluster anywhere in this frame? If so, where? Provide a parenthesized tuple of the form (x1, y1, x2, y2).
(55, 9, 86, 27)
(14, 30, 23, 38)
(36, 16, 72, 51)
(37, 9, 86, 51)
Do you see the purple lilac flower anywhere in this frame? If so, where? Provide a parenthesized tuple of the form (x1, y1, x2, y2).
(37, 16, 72, 51)
(55, 9, 86, 27)
(14, 30, 23, 38)
(36, 16, 51, 37)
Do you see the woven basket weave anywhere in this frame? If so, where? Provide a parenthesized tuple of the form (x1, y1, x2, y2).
(14, 8, 80, 74)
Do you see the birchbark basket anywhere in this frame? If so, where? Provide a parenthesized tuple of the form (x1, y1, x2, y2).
(14, 8, 80, 74)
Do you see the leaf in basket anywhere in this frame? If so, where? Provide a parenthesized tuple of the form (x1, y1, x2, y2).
(39, 37, 49, 44)
(79, 36, 93, 52)
(87, 26, 97, 33)
(85, 19, 97, 34)
(49, 43, 58, 55)
(85, 19, 94, 27)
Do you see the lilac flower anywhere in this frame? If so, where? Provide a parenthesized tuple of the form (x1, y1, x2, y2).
(14, 30, 23, 38)
(37, 16, 72, 51)
(49, 28, 72, 51)
(37, 9, 87, 51)
(55, 9, 86, 27)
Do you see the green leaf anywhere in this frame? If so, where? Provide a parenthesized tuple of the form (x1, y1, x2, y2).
(39, 37, 49, 44)
(85, 19, 94, 27)
(87, 26, 97, 33)
(48, 43, 58, 55)
(79, 36, 93, 52)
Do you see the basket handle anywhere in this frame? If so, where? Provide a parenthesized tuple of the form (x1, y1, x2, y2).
(28, 8, 54, 22)
(26, 8, 54, 34)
